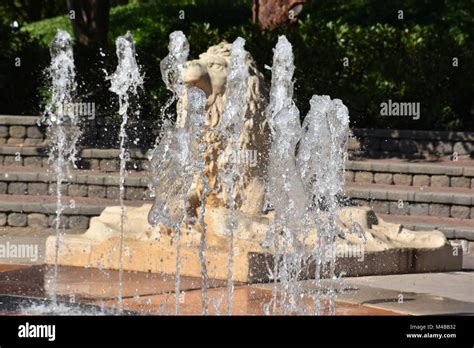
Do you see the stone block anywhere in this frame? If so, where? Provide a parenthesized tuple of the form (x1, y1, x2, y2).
(389, 201, 409, 215)
(7, 138, 24, 145)
(100, 159, 118, 172)
(344, 171, 355, 182)
(354, 172, 373, 183)
(374, 173, 393, 185)
(0, 213, 6, 226)
(431, 175, 449, 187)
(48, 215, 69, 228)
(106, 186, 120, 199)
(429, 204, 450, 217)
(9, 126, 26, 138)
(450, 177, 470, 188)
(370, 201, 389, 214)
(69, 216, 89, 229)
(28, 183, 48, 196)
(393, 174, 412, 186)
(0, 126, 8, 138)
(413, 175, 430, 187)
(27, 126, 44, 139)
(125, 187, 145, 200)
(8, 213, 27, 227)
(451, 206, 470, 219)
(28, 213, 48, 228)
(0, 182, 7, 194)
(8, 182, 27, 195)
(68, 184, 88, 197)
(409, 203, 429, 216)
(88, 185, 106, 198)
(24, 156, 43, 167)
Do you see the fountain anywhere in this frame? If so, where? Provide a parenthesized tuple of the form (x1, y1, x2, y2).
(39, 29, 82, 307)
(107, 31, 144, 308)
(38, 32, 455, 316)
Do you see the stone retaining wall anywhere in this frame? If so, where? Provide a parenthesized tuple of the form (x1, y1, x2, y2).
(2, 115, 473, 160)
(0, 116, 45, 145)
(0, 115, 155, 149)
(0, 171, 151, 201)
(345, 161, 474, 188)
(350, 128, 474, 159)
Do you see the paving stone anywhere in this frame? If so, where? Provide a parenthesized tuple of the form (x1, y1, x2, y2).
(409, 203, 429, 216)
(26, 126, 43, 138)
(68, 184, 88, 197)
(450, 177, 471, 188)
(8, 182, 27, 195)
(451, 206, 470, 219)
(393, 174, 412, 186)
(27, 183, 48, 196)
(88, 185, 106, 198)
(429, 204, 450, 217)
(0, 213, 6, 226)
(354, 172, 373, 183)
(413, 175, 430, 187)
(8, 213, 27, 227)
(9, 126, 26, 138)
(28, 213, 48, 228)
(374, 173, 393, 185)
(69, 215, 89, 229)
(431, 175, 449, 187)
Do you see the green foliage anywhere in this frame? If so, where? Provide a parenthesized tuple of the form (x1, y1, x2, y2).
(3, 0, 473, 131)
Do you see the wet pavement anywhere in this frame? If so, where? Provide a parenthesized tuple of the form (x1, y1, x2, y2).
(0, 264, 400, 315)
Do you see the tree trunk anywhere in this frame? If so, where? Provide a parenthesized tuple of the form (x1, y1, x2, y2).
(67, 0, 110, 46)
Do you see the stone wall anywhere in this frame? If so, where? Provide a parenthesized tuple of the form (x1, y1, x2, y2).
(349, 128, 474, 159)
(0, 116, 45, 145)
(2, 115, 473, 160)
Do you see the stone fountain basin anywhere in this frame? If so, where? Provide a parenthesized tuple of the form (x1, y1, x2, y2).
(44, 204, 462, 283)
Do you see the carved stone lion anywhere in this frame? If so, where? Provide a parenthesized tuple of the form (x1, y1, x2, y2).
(180, 41, 270, 215)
